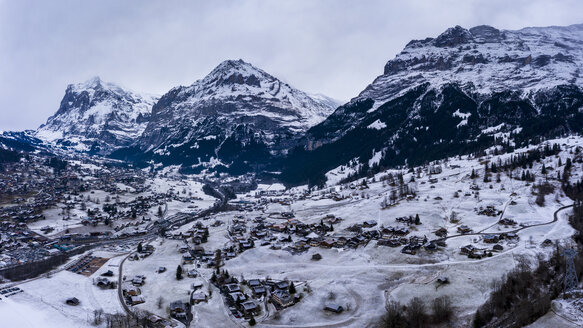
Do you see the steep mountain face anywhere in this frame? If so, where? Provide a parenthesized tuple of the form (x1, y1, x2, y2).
(36, 77, 158, 153)
(282, 23, 583, 185)
(121, 59, 337, 172)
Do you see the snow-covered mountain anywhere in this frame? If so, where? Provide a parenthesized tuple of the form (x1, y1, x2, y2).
(120, 59, 338, 172)
(36, 77, 158, 153)
(282, 23, 583, 185)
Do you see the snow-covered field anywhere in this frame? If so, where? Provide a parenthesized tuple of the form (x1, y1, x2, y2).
(2, 136, 582, 327)
(1, 251, 127, 327)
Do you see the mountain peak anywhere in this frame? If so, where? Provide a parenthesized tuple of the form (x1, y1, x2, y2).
(202, 59, 272, 88)
(67, 76, 125, 95)
(434, 25, 473, 47)
(85, 75, 102, 86)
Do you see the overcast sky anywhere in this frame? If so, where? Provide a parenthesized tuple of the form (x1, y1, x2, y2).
(1, 0, 582, 131)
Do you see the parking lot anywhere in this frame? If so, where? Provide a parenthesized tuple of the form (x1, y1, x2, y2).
(66, 254, 109, 276)
(0, 286, 23, 298)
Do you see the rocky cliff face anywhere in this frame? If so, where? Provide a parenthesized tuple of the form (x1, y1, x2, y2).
(36, 77, 158, 153)
(127, 59, 337, 171)
(281, 23, 583, 185)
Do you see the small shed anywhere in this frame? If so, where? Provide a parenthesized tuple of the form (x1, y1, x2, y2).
(324, 303, 344, 313)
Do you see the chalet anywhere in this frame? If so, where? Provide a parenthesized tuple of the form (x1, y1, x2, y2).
(129, 296, 145, 305)
(460, 245, 476, 255)
(191, 281, 203, 290)
(132, 276, 145, 286)
(170, 300, 188, 319)
(362, 220, 377, 228)
(424, 242, 437, 252)
(401, 245, 417, 255)
(192, 245, 205, 255)
(271, 289, 294, 308)
(187, 269, 198, 278)
(325, 216, 342, 224)
(434, 227, 448, 237)
(396, 216, 414, 225)
(182, 254, 194, 264)
(377, 238, 401, 247)
(320, 238, 335, 248)
(457, 225, 472, 234)
(240, 240, 253, 250)
(43, 248, 60, 256)
(275, 281, 289, 290)
(241, 300, 259, 315)
(225, 284, 241, 293)
(124, 286, 141, 297)
(190, 291, 207, 304)
(95, 277, 115, 289)
(252, 286, 267, 297)
(483, 235, 499, 243)
(505, 232, 518, 240)
(228, 292, 246, 303)
(499, 218, 517, 226)
(335, 237, 348, 247)
(248, 279, 261, 287)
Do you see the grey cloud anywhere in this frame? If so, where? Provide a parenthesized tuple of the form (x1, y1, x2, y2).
(0, 0, 582, 131)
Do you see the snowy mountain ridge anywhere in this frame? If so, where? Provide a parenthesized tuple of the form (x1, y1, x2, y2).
(358, 23, 583, 111)
(140, 59, 336, 149)
(36, 76, 158, 153)
(281, 22, 583, 186)
(127, 59, 338, 171)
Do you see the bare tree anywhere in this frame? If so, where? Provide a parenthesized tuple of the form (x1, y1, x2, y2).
(431, 295, 453, 323)
(93, 309, 104, 325)
(406, 297, 427, 328)
(379, 300, 406, 328)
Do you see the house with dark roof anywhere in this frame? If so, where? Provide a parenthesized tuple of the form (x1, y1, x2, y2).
(271, 289, 293, 308)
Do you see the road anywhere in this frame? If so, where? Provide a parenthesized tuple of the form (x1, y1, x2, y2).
(436, 203, 574, 242)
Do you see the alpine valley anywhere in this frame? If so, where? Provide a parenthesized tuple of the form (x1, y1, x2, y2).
(19, 23, 583, 187)
(3, 22, 583, 328)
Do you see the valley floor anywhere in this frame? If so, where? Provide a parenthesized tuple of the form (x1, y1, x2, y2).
(2, 136, 583, 327)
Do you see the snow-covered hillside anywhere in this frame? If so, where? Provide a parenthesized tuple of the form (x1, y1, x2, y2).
(112, 59, 339, 171)
(359, 23, 583, 110)
(287, 23, 583, 186)
(138, 59, 337, 150)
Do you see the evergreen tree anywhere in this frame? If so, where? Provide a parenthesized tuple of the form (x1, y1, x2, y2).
(414, 214, 420, 225)
(470, 169, 477, 179)
(289, 282, 296, 294)
(249, 314, 256, 326)
(473, 310, 485, 328)
(176, 265, 183, 280)
(137, 242, 142, 253)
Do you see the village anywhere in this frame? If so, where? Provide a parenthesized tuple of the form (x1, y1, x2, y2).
(0, 136, 581, 327)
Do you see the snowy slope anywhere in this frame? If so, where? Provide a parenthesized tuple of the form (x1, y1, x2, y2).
(359, 23, 583, 110)
(283, 23, 583, 186)
(36, 77, 158, 153)
(139, 59, 337, 149)
(125, 59, 337, 169)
